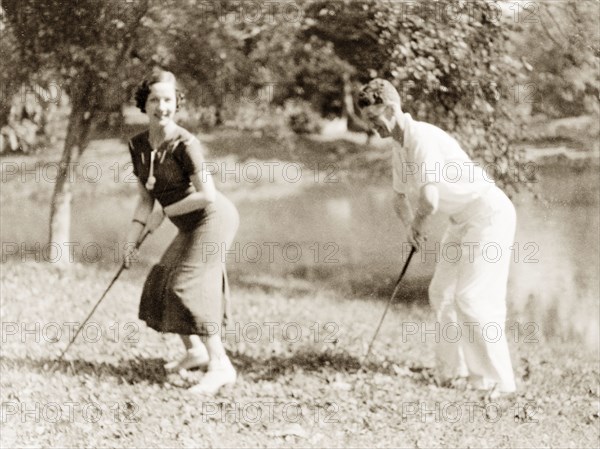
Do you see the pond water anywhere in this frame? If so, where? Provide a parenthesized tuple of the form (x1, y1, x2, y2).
(2, 159, 598, 349)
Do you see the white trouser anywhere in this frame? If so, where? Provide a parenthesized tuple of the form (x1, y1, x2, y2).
(428, 186, 517, 392)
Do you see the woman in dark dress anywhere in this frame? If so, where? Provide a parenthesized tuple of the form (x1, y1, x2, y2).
(124, 69, 239, 395)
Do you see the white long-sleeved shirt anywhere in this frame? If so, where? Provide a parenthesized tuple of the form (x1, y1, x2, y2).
(392, 113, 493, 216)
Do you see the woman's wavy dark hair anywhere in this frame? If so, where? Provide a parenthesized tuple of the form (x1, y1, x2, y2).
(134, 69, 186, 113)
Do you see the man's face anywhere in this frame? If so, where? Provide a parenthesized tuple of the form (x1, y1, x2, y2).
(362, 104, 396, 138)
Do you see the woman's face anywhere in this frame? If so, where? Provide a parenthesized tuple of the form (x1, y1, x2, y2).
(146, 82, 177, 128)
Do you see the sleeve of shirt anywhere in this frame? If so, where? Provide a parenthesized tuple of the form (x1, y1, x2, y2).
(392, 147, 406, 194)
(128, 140, 139, 178)
(178, 136, 206, 176)
(412, 133, 443, 188)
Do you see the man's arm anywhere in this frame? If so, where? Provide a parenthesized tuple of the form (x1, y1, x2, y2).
(409, 184, 439, 250)
(393, 191, 414, 229)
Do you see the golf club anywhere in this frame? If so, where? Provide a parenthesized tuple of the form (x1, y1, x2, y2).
(53, 229, 152, 365)
(363, 244, 417, 364)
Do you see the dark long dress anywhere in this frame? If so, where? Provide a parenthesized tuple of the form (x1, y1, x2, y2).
(128, 127, 239, 336)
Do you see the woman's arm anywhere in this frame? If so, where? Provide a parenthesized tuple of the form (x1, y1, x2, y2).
(125, 181, 155, 246)
(123, 181, 165, 268)
(163, 168, 217, 216)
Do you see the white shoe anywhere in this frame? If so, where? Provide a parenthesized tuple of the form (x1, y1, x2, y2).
(486, 387, 516, 400)
(468, 377, 516, 400)
(164, 348, 209, 372)
(188, 358, 236, 395)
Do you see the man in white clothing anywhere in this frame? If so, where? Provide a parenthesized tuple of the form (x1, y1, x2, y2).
(357, 78, 517, 396)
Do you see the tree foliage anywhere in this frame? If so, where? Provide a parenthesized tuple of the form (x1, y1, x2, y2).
(2, 0, 151, 251)
(301, 0, 531, 190)
(514, 0, 600, 118)
(183, 0, 536, 189)
(3, 0, 149, 115)
(6, 0, 595, 251)
(0, 4, 43, 153)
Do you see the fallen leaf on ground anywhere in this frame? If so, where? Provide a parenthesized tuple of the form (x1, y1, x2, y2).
(269, 423, 307, 439)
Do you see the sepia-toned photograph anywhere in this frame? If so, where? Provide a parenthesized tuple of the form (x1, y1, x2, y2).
(1, 0, 599, 447)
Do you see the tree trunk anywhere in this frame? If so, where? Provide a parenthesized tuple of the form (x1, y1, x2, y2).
(0, 95, 12, 127)
(48, 103, 93, 266)
(0, 85, 16, 153)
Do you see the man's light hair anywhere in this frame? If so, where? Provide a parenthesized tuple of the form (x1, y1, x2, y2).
(357, 78, 401, 109)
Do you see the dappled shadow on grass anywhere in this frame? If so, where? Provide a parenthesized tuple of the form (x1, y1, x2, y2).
(3, 356, 169, 385)
(4, 352, 437, 389)
(228, 269, 431, 304)
(228, 272, 320, 298)
(232, 350, 363, 381)
(348, 276, 430, 304)
(231, 349, 436, 387)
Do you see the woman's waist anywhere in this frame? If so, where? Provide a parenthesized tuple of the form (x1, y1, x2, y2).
(153, 184, 196, 207)
(165, 191, 238, 231)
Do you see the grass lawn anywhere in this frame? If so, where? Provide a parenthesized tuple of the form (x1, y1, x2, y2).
(1, 261, 599, 448)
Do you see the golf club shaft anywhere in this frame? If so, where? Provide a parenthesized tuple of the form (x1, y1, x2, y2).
(56, 230, 151, 361)
(363, 245, 416, 363)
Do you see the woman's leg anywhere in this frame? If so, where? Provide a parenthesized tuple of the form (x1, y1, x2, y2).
(186, 193, 240, 394)
(188, 333, 236, 395)
(164, 334, 209, 371)
(181, 334, 203, 351)
(201, 333, 227, 360)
